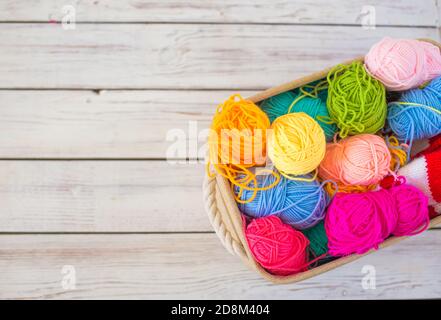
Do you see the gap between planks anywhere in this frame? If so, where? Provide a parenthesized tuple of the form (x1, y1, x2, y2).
(0, 0, 437, 26)
(0, 24, 438, 89)
(0, 230, 440, 299)
(0, 160, 438, 233)
(0, 21, 438, 28)
(0, 160, 210, 232)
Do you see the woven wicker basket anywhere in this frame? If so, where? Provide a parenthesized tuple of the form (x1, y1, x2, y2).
(203, 38, 441, 284)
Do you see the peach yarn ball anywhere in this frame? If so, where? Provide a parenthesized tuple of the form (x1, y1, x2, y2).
(318, 134, 391, 186)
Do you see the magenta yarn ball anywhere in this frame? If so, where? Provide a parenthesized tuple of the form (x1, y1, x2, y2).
(389, 184, 430, 236)
(325, 189, 398, 256)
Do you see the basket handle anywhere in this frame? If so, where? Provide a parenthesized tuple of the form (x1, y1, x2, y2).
(203, 173, 247, 258)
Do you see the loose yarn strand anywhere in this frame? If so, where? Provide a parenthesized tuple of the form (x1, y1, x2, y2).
(279, 168, 318, 182)
(288, 80, 334, 128)
(384, 135, 408, 170)
(207, 94, 280, 204)
(299, 80, 329, 98)
(389, 101, 441, 115)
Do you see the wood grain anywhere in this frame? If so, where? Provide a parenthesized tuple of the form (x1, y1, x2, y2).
(0, 90, 257, 158)
(0, 231, 440, 299)
(0, 24, 438, 89)
(1, 1, 440, 299)
(0, 160, 210, 232)
(0, 160, 438, 233)
(0, 0, 437, 26)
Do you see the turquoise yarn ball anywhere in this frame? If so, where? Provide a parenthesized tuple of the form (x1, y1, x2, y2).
(259, 91, 296, 123)
(259, 90, 337, 141)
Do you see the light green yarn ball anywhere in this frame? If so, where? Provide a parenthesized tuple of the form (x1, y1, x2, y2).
(327, 61, 387, 138)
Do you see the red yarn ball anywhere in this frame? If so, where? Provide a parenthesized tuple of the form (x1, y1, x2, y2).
(389, 184, 430, 236)
(245, 216, 309, 276)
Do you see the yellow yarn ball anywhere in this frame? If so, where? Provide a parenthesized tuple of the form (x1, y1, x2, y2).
(268, 112, 326, 179)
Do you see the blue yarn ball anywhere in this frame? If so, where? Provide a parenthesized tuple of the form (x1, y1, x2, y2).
(233, 172, 329, 230)
(388, 76, 441, 143)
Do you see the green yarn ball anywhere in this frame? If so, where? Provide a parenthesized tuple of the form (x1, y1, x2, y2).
(327, 61, 387, 138)
(302, 220, 328, 257)
(259, 89, 337, 141)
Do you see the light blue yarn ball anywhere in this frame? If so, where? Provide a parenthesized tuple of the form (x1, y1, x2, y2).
(233, 172, 329, 230)
(388, 76, 441, 143)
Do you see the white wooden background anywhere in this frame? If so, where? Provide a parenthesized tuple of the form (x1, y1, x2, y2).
(0, 0, 440, 299)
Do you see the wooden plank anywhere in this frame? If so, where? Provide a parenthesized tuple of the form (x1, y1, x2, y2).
(0, 160, 210, 232)
(0, 160, 439, 232)
(0, 0, 437, 26)
(3, 88, 441, 159)
(0, 90, 256, 158)
(0, 24, 438, 89)
(0, 231, 440, 299)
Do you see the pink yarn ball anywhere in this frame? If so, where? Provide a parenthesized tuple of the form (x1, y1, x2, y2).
(325, 189, 397, 256)
(365, 37, 441, 91)
(318, 134, 391, 186)
(245, 216, 309, 276)
(389, 184, 430, 236)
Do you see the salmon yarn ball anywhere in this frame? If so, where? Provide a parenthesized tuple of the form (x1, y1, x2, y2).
(318, 134, 391, 186)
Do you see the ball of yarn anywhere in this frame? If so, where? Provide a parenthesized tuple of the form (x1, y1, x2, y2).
(268, 112, 326, 178)
(388, 76, 441, 145)
(365, 37, 441, 91)
(302, 221, 328, 257)
(260, 90, 337, 141)
(318, 134, 391, 186)
(327, 61, 387, 138)
(389, 183, 430, 236)
(208, 94, 279, 203)
(259, 91, 296, 123)
(245, 216, 309, 276)
(234, 172, 329, 229)
(209, 94, 269, 166)
(325, 189, 398, 256)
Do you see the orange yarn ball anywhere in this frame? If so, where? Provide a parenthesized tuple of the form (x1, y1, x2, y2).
(207, 94, 279, 204)
(208, 94, 270, 168)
